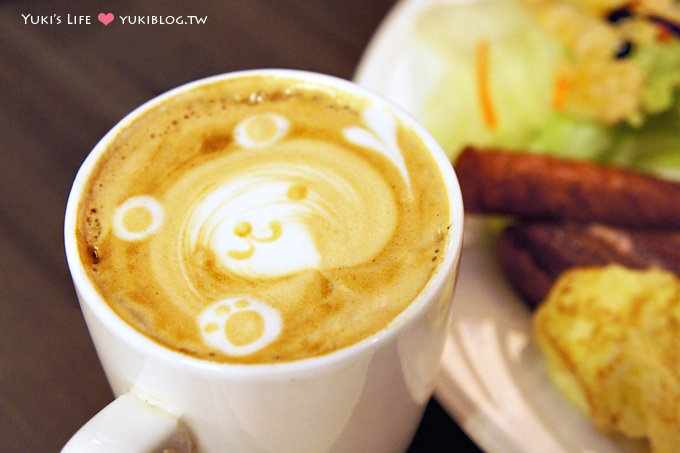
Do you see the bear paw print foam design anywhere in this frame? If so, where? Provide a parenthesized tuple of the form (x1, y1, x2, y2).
(198, 296, 282, 356)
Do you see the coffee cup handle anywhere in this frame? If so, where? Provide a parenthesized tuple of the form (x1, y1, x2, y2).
(61, 392, 194, 452)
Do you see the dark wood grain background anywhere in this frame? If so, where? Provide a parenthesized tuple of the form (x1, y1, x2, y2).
(0, 1, 482, 451)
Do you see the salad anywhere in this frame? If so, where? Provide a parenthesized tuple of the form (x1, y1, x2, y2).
(412, 0, 680, 178)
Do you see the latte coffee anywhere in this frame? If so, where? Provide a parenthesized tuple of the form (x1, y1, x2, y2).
(75, 73, 451, 364)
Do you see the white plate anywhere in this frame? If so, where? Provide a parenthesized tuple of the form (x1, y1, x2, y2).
(354, 1, 648, 452)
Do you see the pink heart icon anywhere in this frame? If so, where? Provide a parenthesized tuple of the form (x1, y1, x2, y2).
(98, 12, 114, 26)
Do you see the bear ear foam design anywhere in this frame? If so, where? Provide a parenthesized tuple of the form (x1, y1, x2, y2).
(112, 196, 165, 241)
(234, 113, 290, 148)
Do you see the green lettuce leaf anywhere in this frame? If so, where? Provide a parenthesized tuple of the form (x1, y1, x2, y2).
(411, 0, 680, 177)
(634, 39, 680, 115)
(413, 0, 574, 158)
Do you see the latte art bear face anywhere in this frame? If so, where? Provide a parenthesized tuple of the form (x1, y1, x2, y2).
(183, 140, 399, 280)
(77, 76, 450, 363)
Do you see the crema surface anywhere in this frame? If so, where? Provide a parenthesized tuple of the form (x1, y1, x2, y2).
(77, 76, 450, 364)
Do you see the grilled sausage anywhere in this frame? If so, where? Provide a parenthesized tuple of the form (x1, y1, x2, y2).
(498, 222, 680, 306)
(454, 147, 680, 229)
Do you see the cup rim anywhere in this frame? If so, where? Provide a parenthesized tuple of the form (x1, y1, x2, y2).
(63, 68, 464, 379)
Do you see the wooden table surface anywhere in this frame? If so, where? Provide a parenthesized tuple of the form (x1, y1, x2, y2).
(0, 1, 483, 451)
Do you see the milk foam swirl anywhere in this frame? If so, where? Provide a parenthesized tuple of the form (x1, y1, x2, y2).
(343, 104, 411, 194)
(180, 110, 402, 281)
(100, 96, 432, 359)
(137, 107, 406, 356)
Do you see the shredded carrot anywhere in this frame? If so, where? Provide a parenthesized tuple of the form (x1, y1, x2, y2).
(475, 40, 497, 129)
(552, 73, 571, 111)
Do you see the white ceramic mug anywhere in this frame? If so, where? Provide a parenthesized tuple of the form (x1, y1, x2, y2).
(63, 69, 464, 452)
